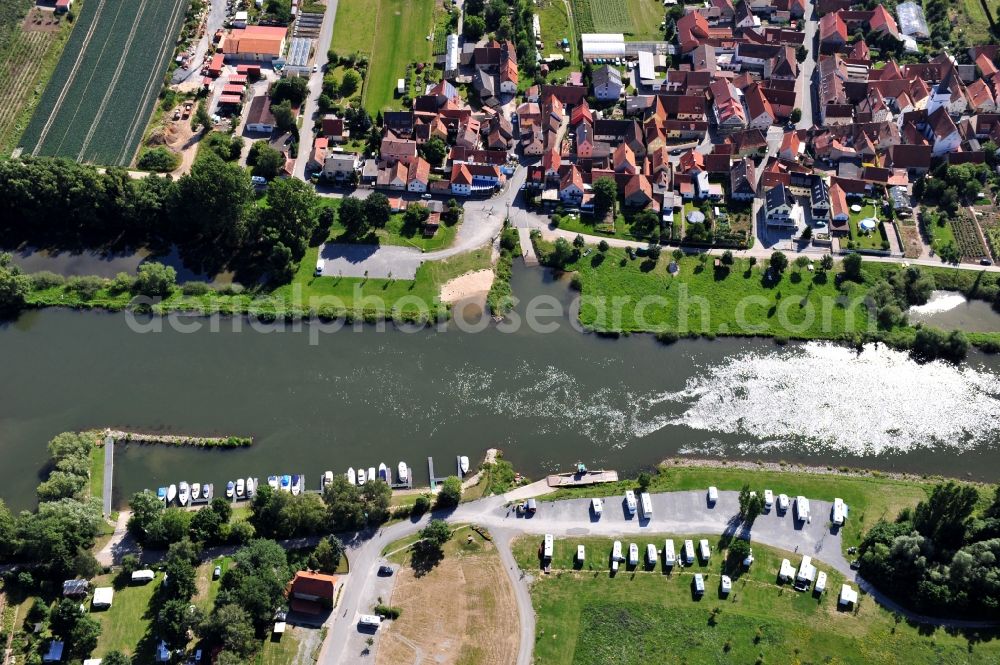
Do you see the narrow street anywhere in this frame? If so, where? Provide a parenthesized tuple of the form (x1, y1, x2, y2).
(293, 0, 341, 179)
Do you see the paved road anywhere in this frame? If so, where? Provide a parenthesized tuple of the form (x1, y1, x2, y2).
(293, 0, 341, 180)
(172, 0, 228, 85)
(796, 3, 817, 130)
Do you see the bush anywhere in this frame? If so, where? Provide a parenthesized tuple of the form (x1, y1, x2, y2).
(30, 271, 65, 290)
(66, 275, 107, 299)
(137, 147, 180, 172)
(133, 262, 177, 298)
(181, 282, 211, 296)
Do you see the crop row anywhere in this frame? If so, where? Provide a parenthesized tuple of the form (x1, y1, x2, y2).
(952, 213, 987, 261)
(0, 31, 54, 138)
(591, 0, 633, 33)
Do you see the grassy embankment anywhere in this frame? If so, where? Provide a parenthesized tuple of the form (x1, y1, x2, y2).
(514, 534, 1000, 665)
(539, 239, 1000, 347)
(325, 209, 460, 253)
(541, 462, 954, 553)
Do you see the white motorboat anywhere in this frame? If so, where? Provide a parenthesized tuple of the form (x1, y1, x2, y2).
(291, 474, 301, 496)
(191, 483, 201, 501)
(459, 456, 470, 475)
(178, 482, 190, 506)
(236, 478, 245, 497)
(225, 481, 234, 498)
(378, 463, 389, 484)
(167, 484, 177, 503)
(357, 468, 366, 484)
(323, 471, 333, 489)
(397, 462, 408, 484)
(157, 487, 167, 501)
(267, 476, 279, 490)
(203, 484, 213, 501)
(245, 477, 254, 496)
(347, 467, 357, 485)
(281, 475, 291, 492)
(367, 466, 376, 484)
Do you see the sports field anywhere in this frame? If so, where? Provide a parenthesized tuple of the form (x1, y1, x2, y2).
(330, 0, 436, 115)
(18, 0, 189, 166)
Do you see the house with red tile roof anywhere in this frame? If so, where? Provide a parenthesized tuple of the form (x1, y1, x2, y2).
(286, 572, 337, 614)
(559, 166, 585, 204)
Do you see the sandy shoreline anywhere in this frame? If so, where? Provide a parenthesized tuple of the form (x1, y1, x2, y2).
(439, 269, 495, 304)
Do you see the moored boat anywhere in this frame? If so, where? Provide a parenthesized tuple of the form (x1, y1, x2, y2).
(357, 468, 366, 484)
(225, 481, 234, 498)
(280, 475, 291, 491)
(367, 466, 376, 484)
(323, 471, 333, 489)
(167, 484, 177, 503)
(245, 477, 254, 496)
(178, 482, 190, 506)
(378, 463, 389, 484)
(397, 462, 408, 484)
(291, 474, 301, 496)
(347, 467, 356, 485)
(203, 484, 213, 501)
(191, 483, 201, 501)
(267, 475, 279, 490)
(236, 478, 245, 497)
(157, 487, 167, 501)
(459, 456, 470, 475)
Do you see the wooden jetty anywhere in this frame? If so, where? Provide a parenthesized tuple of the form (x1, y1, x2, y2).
(546, 469, 619, 488)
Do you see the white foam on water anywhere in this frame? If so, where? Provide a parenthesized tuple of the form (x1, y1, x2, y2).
(659, 342, 1000, 455)
(909, 290, 968, 315)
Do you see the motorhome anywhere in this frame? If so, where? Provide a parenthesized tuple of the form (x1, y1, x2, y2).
(591, 498, 603, 517)
(646, 543, 657, 565)
(624, 490, 637, 516)
(795, 496, 811, 524)
(832, 498, 846, 526)
(763, 489, 774, 509)
(683, 539, 695, 565)
(542, 534, 553, 560)
(639, 491, 653, 519)
(693, 573, 705, 596)
(628, 543, 639, 566)
(707, 486, 719, 504)
(699, 538, 710, 562)
(664, 539, 676, 567)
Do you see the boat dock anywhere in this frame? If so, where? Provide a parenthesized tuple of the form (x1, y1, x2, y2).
(518, 228, 538, 266)
(102, 434, 114, 518)
(546, 469, 619, 487)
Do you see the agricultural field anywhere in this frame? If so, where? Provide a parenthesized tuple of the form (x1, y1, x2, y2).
(18, 0, 190, 166)
(331, 0, 437, 115)
(0, 2, 75, 154)
(952, 211, 989, 262)
(570, 0, 666, 39)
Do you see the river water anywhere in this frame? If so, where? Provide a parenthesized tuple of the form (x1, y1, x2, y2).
(3, 266, 1000, 511)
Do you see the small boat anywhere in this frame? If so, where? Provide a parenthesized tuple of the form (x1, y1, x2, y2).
(236, 478, 245, 497)
(157, 487, 167, 501)
(245, 477, 254, 496)
(397, 462, 408, 484)
(268, 475, 279, 490)
(347, 467, 356, 485)
(378, 463, 389, 484)
(290, 474, 301, 496)
(459, 456, 470, 475)
(225, 481, 235, 498)
(167, 484, 177, 503)
(203, 484, 213, 501)
(178, 482, 190, 506)
(367, 466, 376, 484)
(280, 475, 291, 492)
(357, 468, 366, 484)
(191, 483, 201, 501)
(322, 471, 333, 489)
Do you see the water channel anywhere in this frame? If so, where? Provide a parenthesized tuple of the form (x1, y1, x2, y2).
(2, 266, 1000, 511)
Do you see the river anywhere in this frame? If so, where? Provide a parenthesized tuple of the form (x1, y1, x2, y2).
(2, 266, 1000, 511)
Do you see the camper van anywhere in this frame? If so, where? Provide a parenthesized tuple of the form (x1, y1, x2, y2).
(795, 496, 810, 524)
(526, 498, 537, 514)
(693, 573, 705, 596)
(832, 498, 846, 526)
(763, 489, 774, 509)
(815, 571, 828, 594)
(707, 486, 719, 505)
(646, 543, 657, 565)
(683, 539, 695, 565)
(795, 555, 816, 590)
(699, 538, 710, 562)
(577, 545, 585, 563)
(612, 540, 623, 562)
(131, 570, 155, 584)
(628, 543, 639, 566)
(777, 493, 790, 512)
(624, 490, 637, 516)
(720, 575, 732, 595)
(359, 614, 382, 628)
(664, 539, 676, 567)
(542, 534, 554, 560)
(591, 498, 603, 517)
(639, 492, 653, 519)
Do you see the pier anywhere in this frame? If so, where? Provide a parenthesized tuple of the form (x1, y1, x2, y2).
(518, 228, 538, 266)
(102, 435, 113, 518)
(546, 469, 619, 487)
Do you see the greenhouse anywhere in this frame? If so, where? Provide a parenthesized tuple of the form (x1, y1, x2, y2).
(897, 2, 929, 40)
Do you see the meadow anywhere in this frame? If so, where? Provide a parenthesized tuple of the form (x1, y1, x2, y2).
(18, 0, 189, 166)
(515, 535, 1000, 665)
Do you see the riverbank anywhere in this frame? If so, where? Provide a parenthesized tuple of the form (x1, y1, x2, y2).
(534, 237, 1000, 351)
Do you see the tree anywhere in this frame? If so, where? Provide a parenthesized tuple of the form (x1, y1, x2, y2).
(547, 237, 577, 269)
(598, 240, 610, 252)
(193, 101, 212, 132)
(413, 494, 431, 516)
(794, 255, 810, 269)
(421, 519, 452, 550)
(271, 76, 309, 106)
(102, 651, 132, 665)
(436, 476, 463, 509)
(218, 539, 291, 629)
(189, 506, 223, 543)
(361, 480, 392, 524)
(251, 177, 319, 281)
(913, 481, 979, 551)
(173, 154, 252, 258)
(637, 472, 651, 491)
(338, 196, 370, 237)
(738, 483, 764, 523)
(67, 614, 101, 658)
(464, 15, 486, 40)
(132, 262, 176, 297)
(790, 107, 802, 123)
(769, 251, 788, 274)
(200, 604, 257, 656)
(419, 136, 447, 165)
(0, 499, 14, 560)
(0, 252, 30, 311)
(162, 540, 198, 600)
(18, 497, 103, 579)
(120, 553, 141, 576)
(211, 497, 233, 523)
(339, 69, 361, 98)
(156, 598, 203, 649)
(647, 244, 662, 261)
(363, 192, 392, 229)
(248, 142, 285, 180)
(271, 99, 297, 133)
(592, 177, 617, 217)
(324, 476, 366, 531)
(309, 535, 346, 573)
(137, 147, 180, 172)
(727, 538, 751, 564)
(842, 252, 863, 280)
(721, 250, 734, 265)
(573, 234, 585, 248)
(820, 254, 834, 271)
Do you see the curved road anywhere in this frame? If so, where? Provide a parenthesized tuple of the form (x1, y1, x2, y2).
(316, 487, 997, 665)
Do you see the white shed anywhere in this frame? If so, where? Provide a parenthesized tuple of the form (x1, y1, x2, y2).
(92, 587, 114, 609)
(839, 584, 858, 607)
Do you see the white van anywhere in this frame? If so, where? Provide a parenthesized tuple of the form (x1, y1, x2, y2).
(763, 489, 774, 509)
(591, 498, 603, 517)
(639, 491, 653, 519)
(707, 486, 718, 505)
(663, 539, 675, 567)
(624, 490, 637, 516)
(358, 614, 382, 628)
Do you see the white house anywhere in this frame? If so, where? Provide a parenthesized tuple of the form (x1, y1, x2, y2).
(322, 151, 360, 181)
(924, 106, 961, 156)
(559, 166, 585, 204)
(592, 65, 623, 101)
(765, 183, 795, 226)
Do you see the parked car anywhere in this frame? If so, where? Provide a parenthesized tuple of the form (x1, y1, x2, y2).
(212, 565, 221, 579)
(378, 565, 393, 576)
(981, 258, 993, 266)
(421, 193, 432, 199)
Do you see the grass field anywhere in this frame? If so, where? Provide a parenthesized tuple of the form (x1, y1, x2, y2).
(378, 526, 519, 665)
(848, 202, 888, 251)
(553, 244, 875, 338)
(18, 0, 189, 166)
(259, 627, 303, 665)
(544, 463, 940, 552)
(327, 210, 461, 252)
(91, 572, 161, 658)
(332, 0, 436, 115)
(538, 0, 580, 70)
(0, 3, 75, 155)
(959, 0, 993, 45)
(514, 534, 1000, 665)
